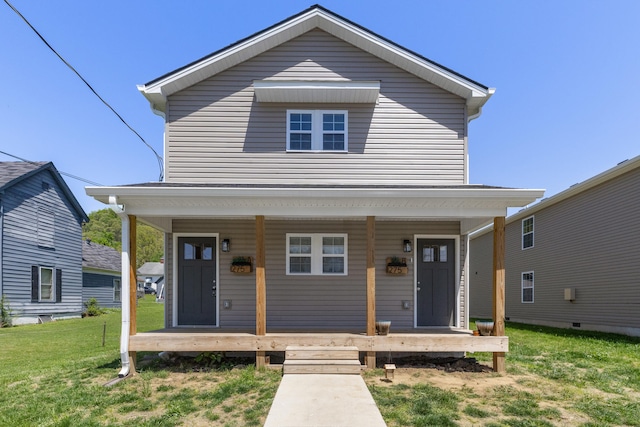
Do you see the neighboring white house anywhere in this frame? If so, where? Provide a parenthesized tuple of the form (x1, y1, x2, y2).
(470, 155, 640, 337)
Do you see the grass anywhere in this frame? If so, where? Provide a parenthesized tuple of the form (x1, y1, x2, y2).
(2, 304, 639, 426)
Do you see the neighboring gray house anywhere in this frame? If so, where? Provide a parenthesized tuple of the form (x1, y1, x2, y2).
(470, 155, 640, 337)
(0, 161, 88, 325)
(82, 239, 122, 309)
(87, 5, 543, 371)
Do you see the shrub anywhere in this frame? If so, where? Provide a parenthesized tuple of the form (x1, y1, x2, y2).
(83, 298, 106, 317)
(0, 294, 12, 327)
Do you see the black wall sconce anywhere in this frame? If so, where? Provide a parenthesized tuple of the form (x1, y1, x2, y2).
(221, 239, 230, 252)
(403, 239, 412, 253)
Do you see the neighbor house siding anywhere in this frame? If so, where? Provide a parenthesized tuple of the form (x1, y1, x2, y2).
(1, 170, 83, 320)
(82, 271, 121, 309)
(165, 29, 466, 186)
(471, 165, 640, 336)
(167, 218, 463, 330)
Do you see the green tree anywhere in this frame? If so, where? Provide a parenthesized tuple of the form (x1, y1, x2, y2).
(82, 208, 163, 268)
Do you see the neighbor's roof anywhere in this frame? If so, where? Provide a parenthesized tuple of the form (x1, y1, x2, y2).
(138, 4, 494, 118)
(82, 240, 121, 273)
(137, 262, 165, 276)
(471, 154, 640, 238)
(0, 161, 89, 222)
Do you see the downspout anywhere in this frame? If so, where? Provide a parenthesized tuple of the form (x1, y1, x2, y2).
(109, 195, 131, 378)
(0, 199, 4, 297)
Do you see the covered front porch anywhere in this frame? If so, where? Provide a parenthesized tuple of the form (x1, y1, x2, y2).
(85, 185, 543, 375)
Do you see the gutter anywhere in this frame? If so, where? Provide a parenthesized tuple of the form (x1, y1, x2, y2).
(109, 195, 131, 378)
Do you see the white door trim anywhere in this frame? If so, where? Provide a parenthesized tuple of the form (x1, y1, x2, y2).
(413, 234, 460, 328)
(172, 233, 220, 328)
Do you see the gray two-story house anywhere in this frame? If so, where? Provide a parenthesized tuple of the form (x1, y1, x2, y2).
(471, 155, 640, 337)
(87, 5, 543, 374)
(1, 161, 88, 324)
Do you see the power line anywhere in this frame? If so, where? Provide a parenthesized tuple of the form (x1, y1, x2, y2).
(0, 150, 103, 186)
(3, 0, 164, 182)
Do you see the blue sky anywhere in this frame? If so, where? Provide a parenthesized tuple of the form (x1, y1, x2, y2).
(1, 0, 638, 214)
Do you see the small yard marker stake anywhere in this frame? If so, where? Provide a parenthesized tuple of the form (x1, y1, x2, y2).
(102, 321, 106, 347)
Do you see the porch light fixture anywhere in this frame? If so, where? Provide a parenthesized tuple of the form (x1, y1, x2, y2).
(403, 240, 412, 253)
(221, 239, 230, 252)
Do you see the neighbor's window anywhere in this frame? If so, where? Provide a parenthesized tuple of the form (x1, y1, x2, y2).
(522, 271, 534, 303)
(287, 110, 347, 152)
(39, 266, 55, 302)
(113, 278, 121, 302)
(286, 233, 347, 275)
(522, 216, 534, 249)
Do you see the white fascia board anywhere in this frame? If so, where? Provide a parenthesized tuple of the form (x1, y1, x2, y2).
(253, 80, 380, 103)
(138, 7, 492, 114)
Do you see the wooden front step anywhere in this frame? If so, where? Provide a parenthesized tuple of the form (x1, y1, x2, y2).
(283, 346, 363, 374)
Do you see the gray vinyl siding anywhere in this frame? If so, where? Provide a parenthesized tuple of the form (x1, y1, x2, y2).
(82, 271, 121, 309)
(167, 218, 463, 331)
(1, 169, 84, 320)
(470, 165, 640, 336)
(469, 231, 494, 319)
(165, 29, 466, 186)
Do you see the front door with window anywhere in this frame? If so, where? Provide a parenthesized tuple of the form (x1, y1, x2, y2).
(177, 237, 217, 326)
(416, 238, 455, 327)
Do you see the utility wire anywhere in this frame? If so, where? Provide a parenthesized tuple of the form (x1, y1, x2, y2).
(4, 0, 164, 181)
(0, 150, 104, 186)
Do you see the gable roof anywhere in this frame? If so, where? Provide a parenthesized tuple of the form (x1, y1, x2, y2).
(82, 239, 121, 273)
(471, 154, 640, 238)
(0, 161, 89, 223)
(137, 262, 164, 276)
(138, 4, 494, 119)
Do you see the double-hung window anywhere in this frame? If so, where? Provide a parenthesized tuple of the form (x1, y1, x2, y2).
(39, 266, 55, 302)
(522, 216, 534, 249)
(113, 278, 122, 302)
(521, 271, 534, 303)
(286, 233, 347, 275)
(287, 110, 347, 152)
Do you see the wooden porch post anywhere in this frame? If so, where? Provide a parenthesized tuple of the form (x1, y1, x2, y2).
(255, 215, 267, 368)
(366, 216, 376, 369)
(128, 215, 137, 373)
(492, 216, 506, 373)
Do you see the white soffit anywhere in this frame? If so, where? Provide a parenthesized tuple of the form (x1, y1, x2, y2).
(253, 80, 380, 103)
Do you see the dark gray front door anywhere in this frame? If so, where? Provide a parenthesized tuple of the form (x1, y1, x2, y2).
(177, 237, 217, 326)
(416, 238, 455, 327)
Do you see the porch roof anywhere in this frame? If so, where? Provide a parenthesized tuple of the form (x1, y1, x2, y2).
(86, 183, 543, 233)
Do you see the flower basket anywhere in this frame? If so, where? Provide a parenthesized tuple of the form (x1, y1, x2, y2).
(230, 256, 253, 273)
(386, 257, 408, 275)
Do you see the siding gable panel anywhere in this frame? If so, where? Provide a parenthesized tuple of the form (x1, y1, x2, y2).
(166, 29, 466, 186)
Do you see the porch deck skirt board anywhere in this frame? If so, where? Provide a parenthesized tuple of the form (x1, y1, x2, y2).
(129, 332, 508, 353)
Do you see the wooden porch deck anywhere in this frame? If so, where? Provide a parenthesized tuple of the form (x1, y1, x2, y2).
(129, 329, 508, 354)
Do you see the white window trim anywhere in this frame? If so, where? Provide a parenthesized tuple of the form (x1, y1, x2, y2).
(39, 266, 55, 302)
(113, 278, 122, 302)
(286, 233, 348, 276)
(522, 216, 534, 250)
(286, 110, 348, 152)
(521, 271, 534, 303)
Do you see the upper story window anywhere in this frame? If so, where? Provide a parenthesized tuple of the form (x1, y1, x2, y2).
(286, 233, 348, 275)
(37, 207, 55, 249)
(522, 216, 534, 249)
(287, 110, 347, 152)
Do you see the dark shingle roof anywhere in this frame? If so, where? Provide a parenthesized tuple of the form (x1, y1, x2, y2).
(0, 161, 49, 189)
(82, 240, 121, 273)
(0, 161, 89, 222)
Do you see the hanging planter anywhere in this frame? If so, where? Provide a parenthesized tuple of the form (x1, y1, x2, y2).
(386, 257, 408, 275)
(230, 256, 253, 273)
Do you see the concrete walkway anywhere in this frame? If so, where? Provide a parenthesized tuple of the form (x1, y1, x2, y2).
(264, 374, 387, 427)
